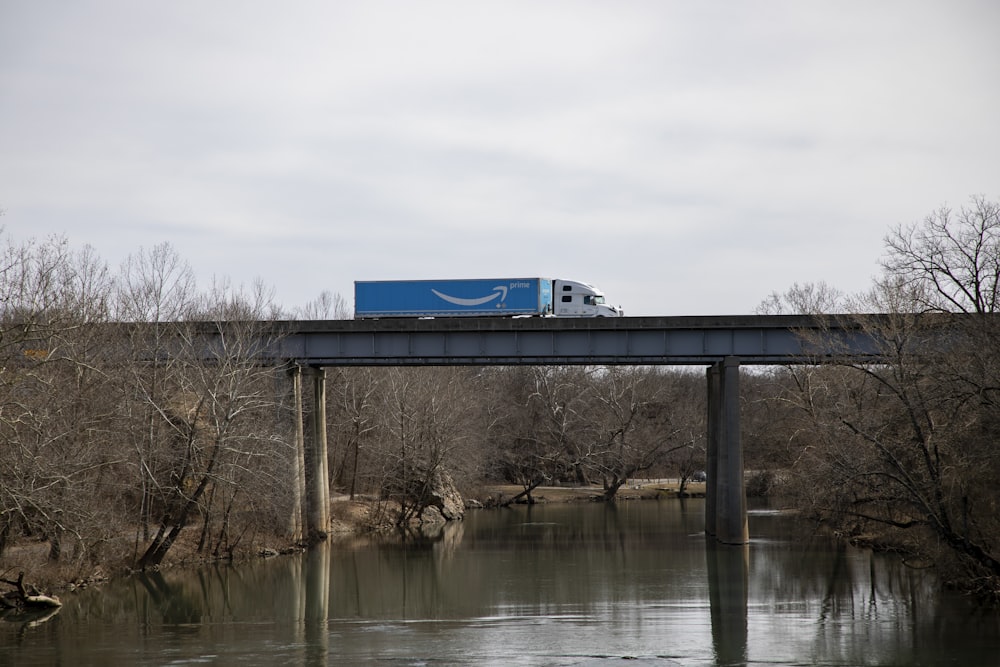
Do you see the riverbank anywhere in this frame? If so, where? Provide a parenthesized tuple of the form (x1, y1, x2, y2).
(1, 481, 704, 594)
(475, 481, 706, 504)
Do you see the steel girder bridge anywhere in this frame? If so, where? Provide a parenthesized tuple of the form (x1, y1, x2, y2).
(271, 314, 883, 367)
(241, 314, 887, 546)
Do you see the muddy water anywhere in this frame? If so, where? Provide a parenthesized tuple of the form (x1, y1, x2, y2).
(3, 499, 999, 666)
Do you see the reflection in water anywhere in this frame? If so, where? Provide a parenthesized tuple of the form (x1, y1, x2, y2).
(303, 541, 330, 665)
(137, 570, 202, 626)
(3, 500, 1000, 666)
(0, 605, 61, 647)
(707, 540, 749, 666)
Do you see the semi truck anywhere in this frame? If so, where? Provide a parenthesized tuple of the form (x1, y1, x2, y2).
(354, 278, 623, 318)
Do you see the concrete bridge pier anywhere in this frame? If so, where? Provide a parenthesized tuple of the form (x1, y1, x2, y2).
(305, 366, 331, 541)
(705, 357, 749, 545)
(283, 364, 332, 544)
(284, 363, 307, 542)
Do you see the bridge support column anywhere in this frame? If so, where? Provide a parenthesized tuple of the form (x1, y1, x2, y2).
(305, 366, 331, 541)
(705, 363, 720, 537)
(285, 364, 307, 542)
(706, 356, 748, 545)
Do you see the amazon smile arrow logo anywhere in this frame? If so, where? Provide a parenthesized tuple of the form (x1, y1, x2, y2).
(431, 285, 508, 306)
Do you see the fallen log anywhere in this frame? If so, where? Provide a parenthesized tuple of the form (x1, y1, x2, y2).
(0, 572, 62, 609)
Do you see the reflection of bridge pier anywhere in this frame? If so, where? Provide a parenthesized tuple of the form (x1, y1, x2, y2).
(289, 541, 331, 666)
(707, 540, 749, 665)
(304, 542, 331, 662)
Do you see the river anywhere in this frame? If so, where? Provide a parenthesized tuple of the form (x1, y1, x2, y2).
(3, 499, 999, 666)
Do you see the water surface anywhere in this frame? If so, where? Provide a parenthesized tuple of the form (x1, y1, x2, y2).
(3, 499, 998, 665)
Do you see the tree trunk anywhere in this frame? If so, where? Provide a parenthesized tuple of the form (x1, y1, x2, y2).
(501, 478, 545, 507)
(603, 477, 627, 502)
(138, 465, 215, 568)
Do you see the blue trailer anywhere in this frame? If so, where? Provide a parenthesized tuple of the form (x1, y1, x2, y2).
(354, 278, 622, 318)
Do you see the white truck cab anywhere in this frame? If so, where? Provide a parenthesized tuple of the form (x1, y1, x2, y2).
(552, 279, 624, 317)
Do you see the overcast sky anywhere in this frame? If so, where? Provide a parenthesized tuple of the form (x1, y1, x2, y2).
(2, 1, 998, 316)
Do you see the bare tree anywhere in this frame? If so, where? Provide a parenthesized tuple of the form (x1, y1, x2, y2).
(883, 194, 1000, 314)
(294, 290, 351, 320)
(0, 232, 123, 567)
(481, 367, 566, 504)
(756, 281, 845, 315)
(531, 366, 602, 486)
(794, 306, 1000, 583)
(327, 367, 381, 499)
(115, 243, 197, 545)
(0, 233, 316, 573)
(656, 370, 709, 495)
(589, 367, 690, 501)
(752, 280, 852, 496)
(774, 197, 1000, 595)
(135, 281, 285, 568)
(369, 367, 476, 526)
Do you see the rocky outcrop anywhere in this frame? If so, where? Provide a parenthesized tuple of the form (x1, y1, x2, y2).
(419, 469, 465, 523)
(382, 463, 466, 525)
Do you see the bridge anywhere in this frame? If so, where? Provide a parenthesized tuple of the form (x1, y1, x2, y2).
(270, 314, 885, 366)
(230, 313, 894, 546)
(233, 312, 924, 661)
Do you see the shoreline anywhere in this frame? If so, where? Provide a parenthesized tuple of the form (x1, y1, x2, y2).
(474, 481, 707, 504)
(1, 481, 706, 595)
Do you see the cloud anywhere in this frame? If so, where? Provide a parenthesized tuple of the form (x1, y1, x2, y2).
(1, 1, 998, 316)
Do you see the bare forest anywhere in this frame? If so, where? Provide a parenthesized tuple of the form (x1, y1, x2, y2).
(2, 195, 1000, 598)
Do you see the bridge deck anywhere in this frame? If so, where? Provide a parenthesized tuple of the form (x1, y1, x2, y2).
(269, 315, 884, 366)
